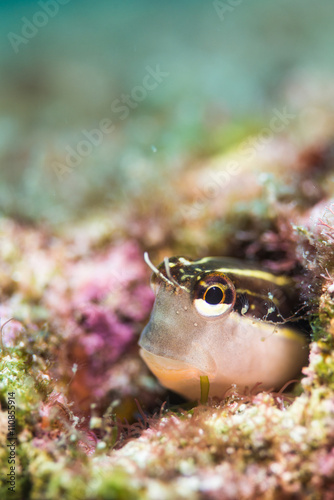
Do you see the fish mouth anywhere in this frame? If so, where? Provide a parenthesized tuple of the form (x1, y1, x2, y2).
(139, 348, 215, 383)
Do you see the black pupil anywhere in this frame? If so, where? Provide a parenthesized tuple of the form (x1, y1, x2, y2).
(205, 286, 224, 305)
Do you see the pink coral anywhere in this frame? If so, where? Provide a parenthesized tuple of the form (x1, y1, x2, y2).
(46, 240, 154, 323)
(76, 305, 134, 364)
(44, 240, 155, 412)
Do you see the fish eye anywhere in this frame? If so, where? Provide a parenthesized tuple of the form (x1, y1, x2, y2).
(194, 273, 236, 317)
(203, 285, 225, 305)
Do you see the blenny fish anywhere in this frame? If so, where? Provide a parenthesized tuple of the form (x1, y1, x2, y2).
(139, 253, 309, 400)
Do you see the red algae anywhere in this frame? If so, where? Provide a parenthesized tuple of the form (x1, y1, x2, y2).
(42, 240, 155, 413)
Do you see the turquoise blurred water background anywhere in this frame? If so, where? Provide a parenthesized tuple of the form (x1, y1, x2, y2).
(0, 0, 333, 223)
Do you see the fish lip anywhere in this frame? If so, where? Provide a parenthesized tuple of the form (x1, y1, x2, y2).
(140, 348, 195, 371)
(139, 347, 217, 377)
